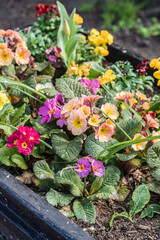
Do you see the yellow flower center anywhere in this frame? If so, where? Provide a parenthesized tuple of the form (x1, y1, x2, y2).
(68, 104, 74, 111)
(22, 142, 28, 149)
(23, 132, 26, 135)
(13, 140, 17, 145)
(2, 54, 8, 60)
(93, 166, 98, 172)
(73, 117, 83, 129)
(100, 126, 108, 135)
(29, 136, 34, 140)
(48, 109, 54, 114)
(79, 165, 85, 170)
(18, 52, 25, 59)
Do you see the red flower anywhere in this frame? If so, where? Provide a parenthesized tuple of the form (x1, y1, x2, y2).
(136, 59, 151, 76)
(17, 135, 34, 155)
(7, 130, 20, 147)
(27, 127, 40, 144)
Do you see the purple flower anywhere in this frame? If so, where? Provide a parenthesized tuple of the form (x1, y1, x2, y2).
(54, 93, 63, 106)
(81, 78, 101, 94)
(56, 114, 67, 127)
(54, 47, 61, 57)
(74, 158, 91, 178)
(48, 55, 56, 64)
(91, 160, 105, 177)
(45, 45, 54, 57)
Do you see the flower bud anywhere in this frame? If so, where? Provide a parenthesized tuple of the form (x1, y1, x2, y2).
(63, 18, 70, 37)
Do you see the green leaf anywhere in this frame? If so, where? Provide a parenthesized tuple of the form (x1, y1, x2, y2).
(1, 64, 15, 77)
(103, 166, 121, 186)
(117, 186, 130, 201)
(55, 169, 84, 197)
(41, 63, 55, 77)
(65, 36, 84, 66)
(139, 204, 160, 218)
(33, 160, 54, 180)
(109, 212, 130, 227)
(11, 104, 26, 125)
(89, 177, 103, 195)
(52, 133, 84, 161)
(0, 124, 14, 136)
(55, 78, 91, 101)
(0, 145, 18, 167)
(115, 118, 142, 141)
(85, 133, 119, 158)
(35, 61, 49, 72)
(46, 188, 74, 207)
(121, 108, 132, 121)
(116, 151, 137, 161)
(151, 168, 160, 181)
(129, 185, 150, 218)
(73, 198, 96, 223)
(87, 61, 105, 79)
(30, 117, 57, 135)
(31, 144, 45, 159)
(11, 154, 28, 170)
(149, 100, 160, 112)
(87, 185, 116, 201)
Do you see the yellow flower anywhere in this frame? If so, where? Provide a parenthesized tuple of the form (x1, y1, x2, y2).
(150, 58, 160, 69)
(157, 80, 160, 86)
(136, 91, 147, 101)
(121, 98, 137, 110)
(153, 70, 160, 80)
(68, 61, 91, 77)
(0, 48, 14, 66)
(98, 69, 116, 85)
(88, 114, 101, 127)
(0, 91, 10, 110)
(90, 28, 99, 36)
(94, 46, 109, 56)
(74, 13, 83, 24)
(0, 43, 7, 50)
(81, 35, 86, 39)
(100, 30, 113, 45)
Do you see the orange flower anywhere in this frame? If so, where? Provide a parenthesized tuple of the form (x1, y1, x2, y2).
(0, 30, 5, 37)
(15, 47, 31, 65)
(136, 91, 147, 101)
(142, 102, 150, 110)
(88, 114, 101, 127)
(80, 105, 90, 118)
(0, 43, 7, 50)
(115, 91, 134, 101)
(0, 48, 14, 66)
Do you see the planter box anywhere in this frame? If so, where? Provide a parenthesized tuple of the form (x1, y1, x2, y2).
(0, 42, 157, 240)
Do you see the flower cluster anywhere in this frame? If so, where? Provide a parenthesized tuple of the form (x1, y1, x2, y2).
(34, 4, 59, 18)
(7, 126, 40, 155)
(38, 93, 64, 124)
(150, 57, 160, 86)
(74, 155, 105, 178)
(74, 13, 83, 25)
(115, 91, 150, 111)
(80, 78, 101, 94)
(0, 91, 10, 110)
(0, 29, 31, 66)
(136, 59, 150, 76)
(98, 69, 116, 85)
(88, 28, 113, 57)
(45, 45, 61, 64)
(68, 61, 92, 78)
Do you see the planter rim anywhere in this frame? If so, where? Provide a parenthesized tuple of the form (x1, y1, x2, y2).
(0, 167, 94, 240)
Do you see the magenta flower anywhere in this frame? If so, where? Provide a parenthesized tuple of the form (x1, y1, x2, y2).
(56, 114, 67, 127)
(17, 135, 34, 155)
(74, 158, 91, 178)
(45, 45, 61, 64)
(81, 78, 101, 94)
(48, 55, 56, 64)
(38, 94, 63, 124)
(27, 127, 40, 144)
(7, 130, 20, 147)
(91, 160, 105, 177)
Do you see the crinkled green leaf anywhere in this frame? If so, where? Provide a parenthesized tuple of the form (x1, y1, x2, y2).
(109, 212, 130, 227)
(89, 177, 103, 195)
(0, 145, 18, 167)
(87, 185, 116, 201)
(46, 188, 74, 207)
(55, 169, 84, 197)
(73, 198, 96, 223)
(116, 151, 137, 161)
(11, 104, 26, 125)
(103, 165, 121, 186)
(11, 154, 28, 170)
(139, 204, 160, 218)
(33, 160, 54, 180)
(117, 186, 130, 201)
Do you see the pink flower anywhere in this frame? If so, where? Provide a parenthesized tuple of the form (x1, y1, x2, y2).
(61, 97, 79, 117)
(81, 94, 103, 107)
(38, 96, 63, 124)
(95, 123, 114, 142)
(7, 130, 20, 147)
(132, 134, 148, 151)
(146, 114, 159, 129)
(27, 128, 40, 144)
(67, 109, 87, 135)
(17, 135, 34, 155)
(56, 114, 67, 127)
(91, 160, 105, 177)
(115, 91, 134, 101)
(74, 158, 91, 178)
(80, 78, 101, 94)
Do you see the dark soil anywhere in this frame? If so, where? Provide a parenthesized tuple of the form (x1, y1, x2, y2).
(1, 1, 160, 239)
(0, 0, 160, 60)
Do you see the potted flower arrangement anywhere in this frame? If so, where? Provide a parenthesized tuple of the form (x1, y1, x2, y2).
(0, 2, 160, 239)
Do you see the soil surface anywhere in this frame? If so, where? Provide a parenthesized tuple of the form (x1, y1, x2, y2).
(0, 1, 160, 240)
(0, 0, 160, 60)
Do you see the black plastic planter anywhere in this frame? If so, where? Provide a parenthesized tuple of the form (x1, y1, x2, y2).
(0, 167, 94, 240)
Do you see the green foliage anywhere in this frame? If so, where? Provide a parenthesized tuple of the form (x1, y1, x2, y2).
(87, 185, 116, 201)
(46, 188, 74, 207)
(73, 198, 96, 223)
(33, 160, 55, 180)
(146, 142, 160, 181)
(116, 151, 138, 161)
(140, 204, 160, 218)
(89, 177, 103, 195)
(0, 145, 18, 167)
(85, 133, 118, 158)
(103, 166, 121, 186)
(55, 78, 91, 101)
(11, 154, 28, 170)
(51, 132, 84, 161)
(115, 118, 142, 141)
(137, 17, 160, 38)
(129, 185, 150, 218)
(109, 212, 130, 227)
(55, 169, 84, 197)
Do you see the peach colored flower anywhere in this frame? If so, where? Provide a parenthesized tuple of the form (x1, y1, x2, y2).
(115, 91, 134, 101)
(106, 119, 115, 128)
(88, 114, 101, 127)
(132, 133, 148, 151)
(136, 91, 147, 101)
(0, 48, 14, 66)
(95, 123, 114, 142)
(101, 103, 119, 120)
(0, 43, 7, 50)
(146, 114, 159, 129)
(152, 131, 160, 144)
(121, 98, 137, 110)
(15, 47, 31, 65)
(61, 97, 79, 117)
(82, 94, 103, 107)
(0, 30, 5, 37)
(80, 105, 90, 118)
(67, 109, 87, 135)
(142, 102, 150, 110)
